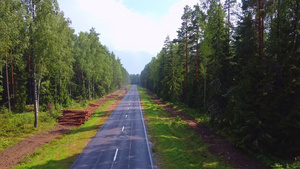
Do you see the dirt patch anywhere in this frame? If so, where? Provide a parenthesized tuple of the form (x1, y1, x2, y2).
(0, 125, 74, 169)
(146, 91, 269, 169)
(0, 88, 128, 169)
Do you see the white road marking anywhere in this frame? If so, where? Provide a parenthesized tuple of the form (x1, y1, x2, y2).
(125, 115, 128, 118)
(122, 126, 124, 131)
(137, 87, 154, 169)
(128, 122, 133, 169)
(128, 108, 129, 110)
(113, 149, 118, 162)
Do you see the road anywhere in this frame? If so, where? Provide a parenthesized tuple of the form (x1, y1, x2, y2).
(69, 85, 154, 169)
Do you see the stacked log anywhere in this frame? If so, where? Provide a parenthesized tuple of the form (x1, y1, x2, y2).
(58, 87, 129, 126)
(58, 110, 91, 125)
(89, 103, 99, 107)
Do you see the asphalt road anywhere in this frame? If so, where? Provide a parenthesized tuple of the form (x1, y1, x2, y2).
(69, 85, 154, 169)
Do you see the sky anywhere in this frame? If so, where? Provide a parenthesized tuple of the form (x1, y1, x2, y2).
(57, 0, 200, 74)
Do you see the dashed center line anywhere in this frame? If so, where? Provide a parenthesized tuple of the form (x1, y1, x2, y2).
(125, 115, 128, 118)
(122, 126, 125, 131)
(113, 149, 118, 162)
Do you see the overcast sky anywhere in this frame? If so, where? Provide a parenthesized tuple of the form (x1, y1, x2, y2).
(57, 0, 201, 74)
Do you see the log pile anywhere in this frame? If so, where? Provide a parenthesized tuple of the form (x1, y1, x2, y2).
(89, 103, 99, 107)
(58, 110, 92, 125)
(58, 86, 129, 126)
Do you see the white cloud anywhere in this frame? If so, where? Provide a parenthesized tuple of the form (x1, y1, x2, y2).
(77, 0, 199, 55)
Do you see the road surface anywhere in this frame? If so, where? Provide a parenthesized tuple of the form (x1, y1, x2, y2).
(70, 85, 154, 169)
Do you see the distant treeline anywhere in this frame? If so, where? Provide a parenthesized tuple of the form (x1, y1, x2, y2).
(140, 0, 299, 158)
(0, 0, 129, 126)
(129, 74, 141, 85)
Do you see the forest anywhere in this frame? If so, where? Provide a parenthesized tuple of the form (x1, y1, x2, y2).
(140, 0, 299, 160)
(0, 0, 130, 127)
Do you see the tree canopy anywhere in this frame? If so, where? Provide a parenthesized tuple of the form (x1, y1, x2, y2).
(0, 0, 129, 127)
(140, 0, 300, 158)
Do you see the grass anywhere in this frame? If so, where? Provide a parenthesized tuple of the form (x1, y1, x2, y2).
(13, 93, 122, 169)
(0, 111, 58, 151)
(138, 86, 233, 169)
(0, 88, 126, 152)
(165, 101, 211, 126)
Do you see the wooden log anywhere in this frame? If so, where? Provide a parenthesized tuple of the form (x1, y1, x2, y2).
(89, 103, 99, 107)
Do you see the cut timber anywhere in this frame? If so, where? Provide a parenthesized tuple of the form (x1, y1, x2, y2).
(58, 86, 129, 126)
(89, 103, 99, 107)
(58, 110, 92, 126)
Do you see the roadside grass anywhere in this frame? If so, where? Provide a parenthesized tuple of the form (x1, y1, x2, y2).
(165, 101, 211, 126)
(13, 91, 124, 169)
(0, 88, 125, 152)
(0, 99, 94, 152)
(0, 111, 57, 151)
(138, 86, 233, 169)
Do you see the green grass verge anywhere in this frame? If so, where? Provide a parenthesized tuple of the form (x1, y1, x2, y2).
(165, 101, 211, 126)
(12, 92, 124, 169)
(138, 86, 233, 169)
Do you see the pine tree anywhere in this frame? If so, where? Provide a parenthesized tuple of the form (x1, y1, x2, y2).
(178, 5, 192, 103)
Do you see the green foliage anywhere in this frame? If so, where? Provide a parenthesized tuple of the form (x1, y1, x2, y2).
(0, 0, 130, 127)
(140, 0, 300, 166)
(272, 161, 300, 169)
(130, 74, 141, 85)
(72, 29, 128, 100)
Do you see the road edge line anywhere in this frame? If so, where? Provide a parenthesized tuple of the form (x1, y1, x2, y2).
(136, 85, 155, 169)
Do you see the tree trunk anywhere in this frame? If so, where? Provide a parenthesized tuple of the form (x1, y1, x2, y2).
(185, 19, 188, 103)
(258, 0, 262, 58)
(276, 0, 280, 40)
(31, 0, 38, 128)
(5, 49, 11, 112)
(88, 81, 91, 101)
(32, 52, 38, 128)
(69, 84, 72, 98)
(276, 0, 280, 59)
(28, 54, 33, 104)
(227, 0, 231, 46)
(10, 50, 15, 99)
(55, 77, 57, 106)
(258, 0, 264, 59)
(204, 64, 207, 112)
(195, 40, 199, 95)
(37, 71, 42, 107)
(92, 80, 95, 99)
(293, 1, 299, 52)
(82, 71, 85, 101)
(59, 75, 62, 105)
